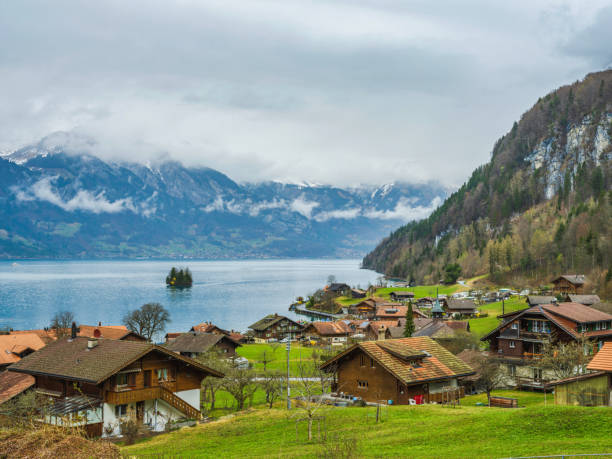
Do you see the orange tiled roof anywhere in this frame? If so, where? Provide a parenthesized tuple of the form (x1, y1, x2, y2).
(321, 337, 474, 385)
(587, 342, 612, 372)
(9, 329, 56, 344)
(0, 371, 35, 404)
(307, 321, 351, 336)
(77, 325, 133, 340)
(375, 306, 407, 318)
(0, 334, 47, 365)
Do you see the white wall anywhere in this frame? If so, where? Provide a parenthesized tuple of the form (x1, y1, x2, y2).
(429, 378, 458, 394)
(175, 389, 201, 410)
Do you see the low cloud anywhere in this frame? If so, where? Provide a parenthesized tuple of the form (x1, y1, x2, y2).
(364, 196, 443, 221)
(290, 195, 320, 219)
(15, 177, 137, 214)
(314, 208, 361, 222)
(248, 199, 286, 216)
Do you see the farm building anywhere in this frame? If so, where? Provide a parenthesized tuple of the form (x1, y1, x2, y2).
(552, 275, 586, 294)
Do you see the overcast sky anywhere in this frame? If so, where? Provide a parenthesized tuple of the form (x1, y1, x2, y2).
(1, 0, 612, 187)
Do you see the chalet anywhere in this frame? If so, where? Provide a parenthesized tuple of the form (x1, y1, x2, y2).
(302, 321, 351, 345)
(445, 299, 478, 317)
(350, 289, 367, 299)
(7, 333, 222, 437)
(547, 342, 612, 406)
(164, 332, 241, 358)
(320, 337, 474, 404)
(363, 321, 403, 341)
(374, 305, 427, 321)
(327, 283, 350, 294)
(389, 291, 415, 302)
(565, 294, 601, 306)
(348, 298, 380, 318)
(412, 321, 471, 349)
(416, 297, 435, 308)
(248, 314, 302, 342)
(0, 333, 47, 369)
(482, 302, 612, 389)
(526, 296, 556, 306)
(552, 275, 586, 294)
(0, 371, 35, 404)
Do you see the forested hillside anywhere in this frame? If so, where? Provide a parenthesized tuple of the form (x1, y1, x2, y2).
(363, 70, 612, 295)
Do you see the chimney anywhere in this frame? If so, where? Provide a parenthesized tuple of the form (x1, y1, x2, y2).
(98, 321, 102, 326)
(87, 337, 98, 350)
(378, 325, 386, 341)
(71, 322, 77, 340)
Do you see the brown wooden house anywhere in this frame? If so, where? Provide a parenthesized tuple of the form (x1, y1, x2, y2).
(482, 302, 612, 389)
(320, 337, 473, 404)
(248, 314, 303, 342)
(8, 334, 222, 437)
(552, 275, 586, 294)
(302, 321, 351, 345)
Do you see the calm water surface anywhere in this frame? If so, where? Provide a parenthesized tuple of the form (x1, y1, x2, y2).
(0, 259, 379, 335)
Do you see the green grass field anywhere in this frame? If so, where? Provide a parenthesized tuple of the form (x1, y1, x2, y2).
(236, 343, 324, 374)
(469, 297, 529, 338)
(123, 399, 612, 458)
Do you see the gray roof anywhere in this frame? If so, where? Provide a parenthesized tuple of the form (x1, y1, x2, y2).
(567, 295, 601, 306)
(554, 275, 586, 285)
(164, 332, 240, 354)
(526, 295, 556, 305)
(249, 314, 301, 331)
(446, 299, 477, 310)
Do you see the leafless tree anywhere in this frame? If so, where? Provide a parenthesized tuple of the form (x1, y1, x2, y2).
(122, 303, 170, 342)
(196, 349, 229, 412)
(474, 355, 505, 405)
(537, 337, 591, 380)
(222, 364, 258, 411)
(259, 370, 284, 408)
(50, 310, 75, 338)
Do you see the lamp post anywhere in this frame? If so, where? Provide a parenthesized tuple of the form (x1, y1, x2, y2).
(286, 331, 291, 410)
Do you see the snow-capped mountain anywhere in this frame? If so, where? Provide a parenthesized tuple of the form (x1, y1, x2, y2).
(0, 141, 446, 259)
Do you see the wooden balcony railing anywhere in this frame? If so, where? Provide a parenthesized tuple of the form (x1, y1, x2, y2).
(522, 352, 542, 359)
(159, 386, 201, 420)
(106, 387, 162, 405)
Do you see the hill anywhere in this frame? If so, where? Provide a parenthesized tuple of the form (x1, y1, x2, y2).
(0, 142, 446, 259)
(363, 70, 612, 294)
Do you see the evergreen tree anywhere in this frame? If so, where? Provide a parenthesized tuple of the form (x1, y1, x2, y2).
(404, 303, 415, 337)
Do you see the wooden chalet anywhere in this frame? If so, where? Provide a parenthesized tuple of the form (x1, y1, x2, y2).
(248, 314, 302, 342)
(327, 283, 350, 294)
(547, 342, 612, 406)
(482, 302, 612, 389)
(302, 321, 351, 345)
(445, 299, 478, 317)
(164, 332, 241, 358)
(552, 275, 586, 294)
(320, 337, 474, 404)
(348, 298, 379, 318)
(7, 333, 222, 437)
(350, 289, 367, 299)
(389, 291, 415, 302)
(0, 333, 47, 369)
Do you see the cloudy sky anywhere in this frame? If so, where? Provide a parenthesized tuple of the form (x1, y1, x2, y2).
(1, 0, 611, 187)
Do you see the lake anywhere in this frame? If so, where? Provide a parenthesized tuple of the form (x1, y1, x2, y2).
(0, 259, 380, 336)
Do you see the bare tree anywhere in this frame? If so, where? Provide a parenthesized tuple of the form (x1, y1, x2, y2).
(50, 310, 75, 338)
(537, 337, 591, 380)
(222, 365, 258, 411)
(293, 359, 335, 441)
(259, 370, 284, 408)
(196, 349, 229, 412)
(474, 355, 505, 405)
(122, 303, 170, 342)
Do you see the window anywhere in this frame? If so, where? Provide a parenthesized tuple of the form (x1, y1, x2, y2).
(116, 374, 129, 387)
(508, 364, 516, 376)
(577, 324, 583, 333)
(157, 368, 169, 381)
(115, 404, 128, 417)
(360, 355, 366, 367)
(511, 322, 518, 330)
(533, 368, 542, 381)
(357, 380, 368, 389)
(595, 322, 601, 331)
(509, 341, 516, 349)
(370, 358, 375, 368)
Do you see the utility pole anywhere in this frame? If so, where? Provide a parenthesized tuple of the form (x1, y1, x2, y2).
(502, 296, 505, 316)
(286, 331, 291, 410)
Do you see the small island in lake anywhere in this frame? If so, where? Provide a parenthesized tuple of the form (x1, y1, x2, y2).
(166, 267, 193, 288)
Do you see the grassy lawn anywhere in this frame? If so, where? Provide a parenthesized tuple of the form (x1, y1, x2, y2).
(469, 297, 529, 338)
(123, 402, 612, 458)
(237, 343, 325, 374)
(462, 390, 546, 407)
(374, 284, 466, 300)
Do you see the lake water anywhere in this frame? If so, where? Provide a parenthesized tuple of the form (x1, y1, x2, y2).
(0, 259, 380, 336)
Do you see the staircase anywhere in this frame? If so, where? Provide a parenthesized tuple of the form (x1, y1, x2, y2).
(159, 386, 201, 420)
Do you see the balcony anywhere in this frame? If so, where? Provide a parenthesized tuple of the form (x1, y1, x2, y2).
(106, 387, 162, 405)
(522, 352, 542, 359)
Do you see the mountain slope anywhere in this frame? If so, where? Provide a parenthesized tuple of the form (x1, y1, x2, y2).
(363, 70, 612, 292)
(0, 145, 446, 259)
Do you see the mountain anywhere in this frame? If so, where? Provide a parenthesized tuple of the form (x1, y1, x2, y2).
(0, 142, 446, 259)
(363, 70, 612, 292)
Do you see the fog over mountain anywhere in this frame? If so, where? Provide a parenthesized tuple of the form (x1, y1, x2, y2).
(0, 138, 447, 259)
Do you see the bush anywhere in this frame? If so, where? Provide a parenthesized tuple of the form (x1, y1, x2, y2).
(119, 419, 139, 445)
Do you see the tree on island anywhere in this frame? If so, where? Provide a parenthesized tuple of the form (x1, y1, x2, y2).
(166, 267, 193, 288)
(403, 303, 415, 337)
(50, 310, 75, 338)
(123, 303, 170, 342)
